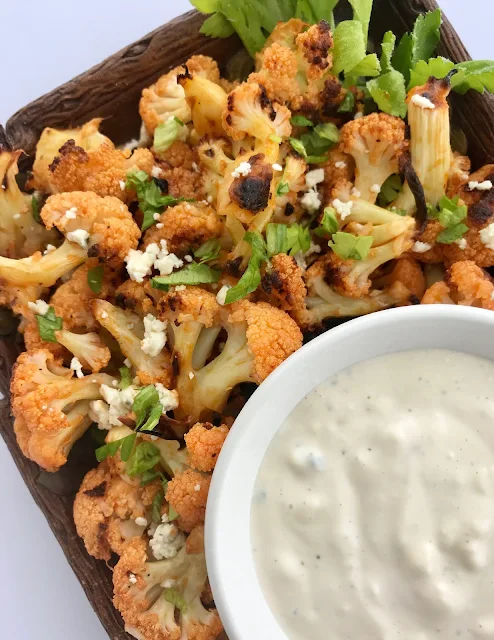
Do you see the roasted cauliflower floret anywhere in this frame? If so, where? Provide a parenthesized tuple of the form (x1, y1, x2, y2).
(113, 533, 223, 640)
(166, 469, 211, 533)
(272, 153, 308, 223)
(447, 152, 471, 198)
(11, 349, 115, 471)
(250, 19, 342, 115)
(50, 260, 118, 332)
(373, 257, 426, 300)
(0, 148, 58, 258)
(22, 319, 67, 360)
(222, 83, 292, 142)
(322, 149, 355, 206)
(74, 459, 161, 560)
(41, 191, 140, 267)
(292, 255, 411, 329)
(47, 140, 155, 200)
(93, 299, 173, 387)
(421, 260, 494, 309)
(30, 119, 112, 192)
(0, 239, 86, 287)
(55, 330, 111, 372)
(143, 202, 223, 255)
(184, 423, 229, 472)
(261, 253, 308, 313)
(339, 113, 408, 204)
(158, 288, 302, 421)
(178, 68, 228, 138)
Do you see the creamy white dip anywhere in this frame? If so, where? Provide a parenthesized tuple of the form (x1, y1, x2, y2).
(251, 349, 494, 639)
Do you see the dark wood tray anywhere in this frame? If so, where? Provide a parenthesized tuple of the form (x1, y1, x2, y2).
(1, 2, 493, 638)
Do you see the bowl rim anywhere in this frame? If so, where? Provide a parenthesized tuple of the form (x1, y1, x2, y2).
(205, 305, 494, 640)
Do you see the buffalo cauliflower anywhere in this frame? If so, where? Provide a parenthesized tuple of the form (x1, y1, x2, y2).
(184, 422, 229, 472)
(41, 192, 140, 267)
(421, 260, 494, 309)
(11, 349, 115, 471)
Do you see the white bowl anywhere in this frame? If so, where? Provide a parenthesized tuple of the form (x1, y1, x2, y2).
(205, 305, 494, 640)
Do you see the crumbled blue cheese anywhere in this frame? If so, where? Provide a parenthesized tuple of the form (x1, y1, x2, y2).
(335, 161, 347, 169)
(88, 400, 112, 430)
(125, 243, 160, 283)
(99, 385, 138, 427)
(43, 244, 56, 255)
(231, 162, 252, 178)
(332, 199, 353, 220)
(128, 574, 138, 585)
(28, 299, 50, 316)
(70, 357, 84, 379)
(350, 187, 361, 198)
(480, 223, 494, 250)
(150, 514, 185, 560)
(154, 240, 184, 276)
(411, 94, 435, 110)
(154, 383, 179, 412)
(216, 285, 231, 306)
(468, 180, 493, 191)
(151, 166, 162, 179)
(412, 241, 432, 253)
(153, 212, 161, 221)
(67, 229, 90, 249)
(63, 207, 78, 220)
(272, 163, 283, 172)
(119, 180, 126, 191)
(370, 184, 381, 194)
(135, 517, 148, 527)
(455, 238, 468, 250)
(301, 188, 321, 213)
(294, 241, 322, 271)
(305, 168, 325, 189)
(141, 314, 167, 357)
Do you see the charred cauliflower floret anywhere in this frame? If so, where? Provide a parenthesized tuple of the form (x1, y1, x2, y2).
(55, 330, 111, 372)
(421, 260, 494, 309)
(0, 148, 58, 258)
(11, 349, 115, 471)
(197, 137, 235, 206)
(261, 253, 308, 313)
(50, 260, 118, 332)
(29, 119, 112, 192)
(293, 254, 412, 329)
(250, 19, 342, 115)
(158, 288, 302, 422)
(178, 67, 228, 138)
(166, 469, 211, 533)
(93, 299, 173, 387)
(41, 191, 140, 267)
(447, 152, 471, 198)
(373, 257, 426, 301)
(74, 459, 161, 560)
(272, 153, 308, 223)
(140, 56, 220, 135)
(339, 113, 408, 204)
(113, 532, 223, 640)
(222, 83, 292, 142)
(143, 202, 223, 255)
(322, 149, 355, 206)
(47, 141, 155, 200)
(184, 423, 229, 472)
(0, 239, 86, 287)
(395, 77, 452, 213)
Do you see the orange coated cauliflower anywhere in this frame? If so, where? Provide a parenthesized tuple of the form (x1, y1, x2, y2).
(250, 19, 342, 115)
(158, 288, 302, 421)
(372, 257, 426, 301)
(50, 260, 118, 332)
(260, 253, 308, 313)
(222, 82, 292, 141)
(11, 349, 115, 471)
(74, 460, 161, 560)
(143, 202, 223, 255)
(47, 141, 155, 200)
(29, 118, 112, 192)
(339, 113, 408, 204)
(165, 469, 211, 533)
(113, 533, 223, 640)
(41, 191, 140, 267)
(421, 260, 494, 309)
(184, 423, 229, 472)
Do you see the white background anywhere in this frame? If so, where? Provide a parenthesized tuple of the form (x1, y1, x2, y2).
(0, 1, 491, 638)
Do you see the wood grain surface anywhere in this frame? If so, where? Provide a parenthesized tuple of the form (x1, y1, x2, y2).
(1, 3, 493, 639)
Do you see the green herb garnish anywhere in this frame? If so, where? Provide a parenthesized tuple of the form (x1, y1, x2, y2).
(225, 231, 268, 303)
(152, 262, 221, 291)
(119, 366, 133, 390)
(329, 231, 373, 260)
(314, 207, 339, 236)
(87, 265, 104, 294)
(36, 307, 63, 343)
(153, 117, 185, 153)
